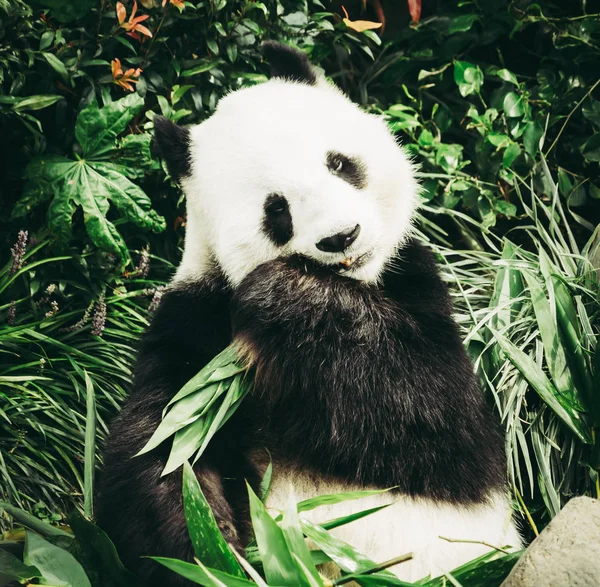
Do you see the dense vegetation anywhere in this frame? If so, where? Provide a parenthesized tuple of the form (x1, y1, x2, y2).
(0, 0, 598, 585)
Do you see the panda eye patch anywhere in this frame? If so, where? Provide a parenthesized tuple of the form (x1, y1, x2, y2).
(326, 151, 367, 190)
(263, 193, 293, 246)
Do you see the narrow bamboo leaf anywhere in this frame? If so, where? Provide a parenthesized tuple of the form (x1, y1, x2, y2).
(182, 462, 245, 577)
(138, 386, 224, 456)
(521, 271, 581, 408)
(550, 274, 594, 404)
(260, 460, 273, 502)
(297, 489, 393, 513)
(151, 557, 255, 587)
(247, 482, 309, 586)
(83, 371, 96, 519)
(163, 417, 211, 476)
(194, 377, 251, 459)
(292, 555, 325, 587)
(230, 546, 270, 586)
(301, 518, 396, 578)
(492, 331, 593, 443)
(321, 504, 392, 531)
(490, 240, 523, 331)
(24, 531, 91, 587)
(281, 493, 322, 585)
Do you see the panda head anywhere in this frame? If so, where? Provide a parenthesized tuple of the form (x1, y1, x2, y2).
(155, 42, 419, 287)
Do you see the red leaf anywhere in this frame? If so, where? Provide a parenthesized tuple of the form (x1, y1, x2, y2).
(408, 0, 421, 23)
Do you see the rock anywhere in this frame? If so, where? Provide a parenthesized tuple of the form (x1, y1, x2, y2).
(502, 496, 600, 587)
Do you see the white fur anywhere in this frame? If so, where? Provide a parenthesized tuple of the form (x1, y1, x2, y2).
(175, 79, 419, 286)
(266, 463, 522, 582)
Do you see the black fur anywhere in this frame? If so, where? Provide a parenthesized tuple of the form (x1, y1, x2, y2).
(261, 41, 317, 85)
(154, 116, 192, 182)
(262, 193, 294, 246)
(97, 239, 506, 585)
(326, 151, 368, 190)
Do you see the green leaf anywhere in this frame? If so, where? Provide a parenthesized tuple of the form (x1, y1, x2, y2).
(0, 550, 41, 586)
(449, 14, 478, 34)
(281, 494, 322, 586)
(523, 121, 544, 157)
(453, 61, 484, 97)
(182, 462, 245, 577)
(496, 69, 519, 85)
(580, 133, 600, 162)
(502, 143, 521, 168)
(83, 371, 96, 519)
(69, 510, 137, 586)
(12, 94, 62, 111)
(226, 44, 238, 63)
(182, 59, 222, 77)
(247, 483, 308, 586)
(503, 92, 525, 117)
(24, 531, 92, 587)
(301, 518, 398, 580)
(35, 0, 95, 22)
(152, 558, 255, 586)
(76, 94, 144, 159)
(41, 52, 70, 84)
(491, 331, 593, 444)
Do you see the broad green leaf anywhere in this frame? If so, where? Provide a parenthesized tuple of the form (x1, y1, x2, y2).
(503, 92, 525, 117)
(35, 0, 95, 22)
(12, 94, 62, 111)
(453, 61, 483, 97)
(496, 69, 518, 85)
(164, 416, 212, 474)
(502, 143, 521, 168)
(182, 462, 245, 577)
(448, 14, 478, 34)
(523, 121, 544, 157)
(68, 510, 137, 586)
(0, 550, 41, 586)
(41, 52, 70, 83)
(19, 151, 165, 264)
(492, 331, 592, 443)
(151, 557, 255, 587)
(24, 531, 91, 587)
(75, 94, 144, 159)
(247, 483, 308, 586)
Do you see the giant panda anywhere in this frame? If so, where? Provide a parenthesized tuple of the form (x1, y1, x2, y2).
(97, 41, 521, 586)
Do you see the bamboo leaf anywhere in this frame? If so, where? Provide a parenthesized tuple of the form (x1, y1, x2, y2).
(182, 462, 245, 577)
(492, 331, 593, 443)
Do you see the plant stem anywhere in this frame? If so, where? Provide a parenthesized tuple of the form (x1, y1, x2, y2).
(439, 536, 510, 554)
(545, 77, 600, 157)
(332, 552, 413, 585)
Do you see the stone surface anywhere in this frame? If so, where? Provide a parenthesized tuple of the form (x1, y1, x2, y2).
(502, 496, 600, 587)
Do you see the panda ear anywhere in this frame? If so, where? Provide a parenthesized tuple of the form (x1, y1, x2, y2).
(261, 41, 317, 85)
(154, 116, 192, 183)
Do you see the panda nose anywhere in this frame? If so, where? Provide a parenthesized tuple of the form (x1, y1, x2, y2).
(316, 224, 361, 253)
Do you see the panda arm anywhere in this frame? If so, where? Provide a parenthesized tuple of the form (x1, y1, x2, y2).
(97, 281, 243, 584)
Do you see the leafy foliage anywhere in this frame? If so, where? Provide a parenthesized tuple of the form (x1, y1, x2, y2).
(13, 94, 164, 267)
(358, 1, 600, 236)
